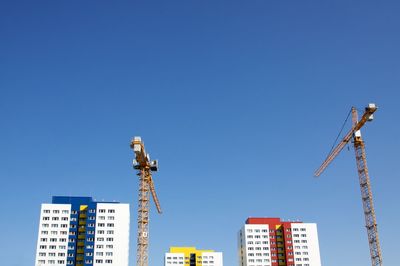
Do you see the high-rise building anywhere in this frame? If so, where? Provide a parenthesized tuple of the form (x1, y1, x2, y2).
(35, 196, 130, 266)
(165, 247, 223, 266)
(238, 218, 321, 266)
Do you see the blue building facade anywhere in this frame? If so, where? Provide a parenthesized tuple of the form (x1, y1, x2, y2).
(48, 197, 123, 266)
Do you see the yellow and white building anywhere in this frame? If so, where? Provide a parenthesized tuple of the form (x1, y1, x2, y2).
(164, 247, 223, 266)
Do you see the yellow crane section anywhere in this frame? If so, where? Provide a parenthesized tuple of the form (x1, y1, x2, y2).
(315, 103, 383, 266)
(131, 137, 162, 266)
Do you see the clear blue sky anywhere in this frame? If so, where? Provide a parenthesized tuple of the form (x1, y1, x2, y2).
(1, 1, 399, 265)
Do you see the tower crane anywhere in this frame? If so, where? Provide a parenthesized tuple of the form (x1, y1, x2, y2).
(130, 136, 162, 266)
(315, 103, 383, 266)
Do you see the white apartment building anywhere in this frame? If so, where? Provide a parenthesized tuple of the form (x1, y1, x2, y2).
(238, 218, 321, 266)
(35, 196, 129, 266)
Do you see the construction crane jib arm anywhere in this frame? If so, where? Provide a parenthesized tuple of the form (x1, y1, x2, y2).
(131, 136, 162, 266)
(314, 103, 377, 177)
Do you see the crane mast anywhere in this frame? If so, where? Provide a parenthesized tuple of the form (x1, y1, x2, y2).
(315, 104, 383, 266)
(131, 137, 162, 266)
(352, 108, 383, 266)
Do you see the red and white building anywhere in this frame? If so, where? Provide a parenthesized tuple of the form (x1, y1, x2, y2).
(238, 218, 321, 266)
